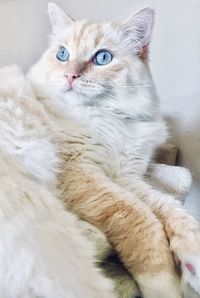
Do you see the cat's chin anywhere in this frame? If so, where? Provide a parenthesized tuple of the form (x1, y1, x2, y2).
(57, 83, 102, 106)
(59, 89, 97, 108)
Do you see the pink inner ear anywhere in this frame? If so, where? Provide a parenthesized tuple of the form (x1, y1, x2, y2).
(186, 262, 196, 275)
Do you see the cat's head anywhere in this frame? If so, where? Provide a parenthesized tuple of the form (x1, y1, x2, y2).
(28, 3, 156, 116)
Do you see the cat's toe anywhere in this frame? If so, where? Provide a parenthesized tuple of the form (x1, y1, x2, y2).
(181, 255, 200, 296)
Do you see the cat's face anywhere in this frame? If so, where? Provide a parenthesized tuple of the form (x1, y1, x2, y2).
(28, 3, 154, 110)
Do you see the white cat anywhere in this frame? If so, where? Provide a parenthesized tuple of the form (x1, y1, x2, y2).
(0, 2, 199, 298)
(28, 3, 200, 298)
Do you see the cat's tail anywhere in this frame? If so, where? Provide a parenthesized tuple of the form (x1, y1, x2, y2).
(0, 152, 116, 298)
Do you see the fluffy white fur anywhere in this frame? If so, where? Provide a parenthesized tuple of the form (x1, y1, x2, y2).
(0, 65, 115, 298)
(28, 4, 200, 297)
(0, 3, 198, 298)
(149, 164, 192, 197)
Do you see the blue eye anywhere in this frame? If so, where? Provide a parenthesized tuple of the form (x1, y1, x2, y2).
(56, 47, 69, 62)
(93, 50, 113, 66)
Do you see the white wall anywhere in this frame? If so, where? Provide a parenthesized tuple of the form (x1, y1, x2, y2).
(0, 0, 199, 215)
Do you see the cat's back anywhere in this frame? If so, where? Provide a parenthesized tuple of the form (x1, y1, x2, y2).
(0, 65, 58, 184)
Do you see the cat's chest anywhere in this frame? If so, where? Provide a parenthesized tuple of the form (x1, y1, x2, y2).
(0, 98, 58, 184)
(87, 115, 167, 177)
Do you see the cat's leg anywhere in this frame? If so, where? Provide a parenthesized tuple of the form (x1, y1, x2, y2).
(77, 219, 141, 298)
(59, 165, 182, 298)
(148, 163, 192, 198)
(76, 219, 112, 260)
(120, 177, 200, 296)
(102, 254, 142, 298)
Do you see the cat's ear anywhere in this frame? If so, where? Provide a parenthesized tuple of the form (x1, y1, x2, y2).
(122, 7, 155, 58)
(48, 3, 74, 33)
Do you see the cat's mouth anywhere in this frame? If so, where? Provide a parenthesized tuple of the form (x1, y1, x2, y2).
(70, 79, 105, 99)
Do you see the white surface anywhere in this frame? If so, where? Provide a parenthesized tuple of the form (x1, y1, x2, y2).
(0, 0, 199, 218)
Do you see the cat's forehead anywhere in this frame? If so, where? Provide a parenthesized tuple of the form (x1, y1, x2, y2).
(55, 21, 120, 57)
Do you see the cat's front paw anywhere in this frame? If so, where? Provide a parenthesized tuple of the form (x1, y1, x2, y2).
(181, 255, 200, 297)
(171, 227, 200, 297)
(149, 164, 192, 198)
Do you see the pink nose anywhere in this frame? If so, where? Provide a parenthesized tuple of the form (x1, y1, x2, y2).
(66, 74, 80, 86)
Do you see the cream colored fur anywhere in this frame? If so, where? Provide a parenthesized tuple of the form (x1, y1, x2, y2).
(28, 3, 200, 297)
(0, 65, 116, 298)
(0, 3, 199, 298)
